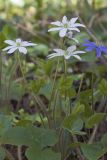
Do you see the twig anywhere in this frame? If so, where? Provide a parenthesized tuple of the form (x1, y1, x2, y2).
(3, 146, 15, 160)
(72, 135, 85, 160)
(17, 146, 22, 160)
(88, 125, 98, 144)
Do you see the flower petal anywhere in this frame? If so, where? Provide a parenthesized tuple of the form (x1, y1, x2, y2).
(59, 28, 67, 37)
(85, 47, 94, 52)
(53, 49, 64, 54)
(64, 54, 71, 60)
(51, 21, 62, 26)
(16, 38, 22, 43)
(3, 46, 15, 51)
(100, 46, 107, 55)
(73, 51, 85, 55)
(48, 27, 62, 32)
(68, 27, 80, 32)
(47, 53, 62, 59)
(4, 40, 16, 46)
(7, 47, 18, 54)
(70, 17, 78, 25)
(71, 38, 79, 43)
(62, 16, 68, 24)
(72, 23, 85, 28)
(21, 41, 37, 47)
(67, 45, 76, 52)
(18, 47, 27, 54)
(96, 48, 101, 57)
(73, 55, 82, 60)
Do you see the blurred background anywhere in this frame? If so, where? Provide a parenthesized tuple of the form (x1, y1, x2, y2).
(0, 0, 107, 47)
(1, 0, 107, 110)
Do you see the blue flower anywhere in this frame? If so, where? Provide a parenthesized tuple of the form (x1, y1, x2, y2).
(83, 39, 107, 57)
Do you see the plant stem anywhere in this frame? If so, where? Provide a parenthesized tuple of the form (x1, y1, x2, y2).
(77, 74, 84, 99)
(17, 146, 22, 160)
(91, 72, 94, 110)
(0, 52, 2, 105)
(48, 58, 59, 110)
(2, 146, 15, 160)
(64, 58, 67, 110)
(72, 135, 85, 160)
(6, 55, 18, 106)
(17, 53, 26, 86)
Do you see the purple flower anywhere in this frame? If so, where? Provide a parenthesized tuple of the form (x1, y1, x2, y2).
(83, 39, 107, 57)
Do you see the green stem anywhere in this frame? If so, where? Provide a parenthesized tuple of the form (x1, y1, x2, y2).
(6, 56, 18, 106)
(2, 146, 15, 160)
(17, 53, 26, 86)
(91, 72, 94, 110)
(48, 58, 59, 110)
(64, 58, 67, 110)
(77, 74, 84, 99)
(0, 52, 2, 105)
(53, 90, 58, 129)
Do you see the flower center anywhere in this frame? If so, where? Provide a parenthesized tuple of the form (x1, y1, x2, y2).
(64, 23, 69, 28)
(16, 42, 21, 47)
(64, 51, 68, 56)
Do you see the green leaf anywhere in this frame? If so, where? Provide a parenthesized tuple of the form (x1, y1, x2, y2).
(26, 146, 61, 160)
(0, 114, 12, 137)
(98, 79, 107, 96)
(39, 82, 52, 99)
(81, 144, 107, 160)
(86, 113, 106, 128)
(10, 82, 25, 101)
(0, 32, 6, 49)
(3, 25, 17, 38)
(0, 147, 5, 160)
(58, 76, 76, 98)
(0, 126, 58, 148)
(63, 104, 85, 135)
(101, 133, 107, 147)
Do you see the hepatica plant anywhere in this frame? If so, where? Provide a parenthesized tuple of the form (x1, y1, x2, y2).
(47, 45, 85, 60)
(83, 39, 107, 57)
(48, 16, 85, 37)
(3, 38, 37, 54)
(1, 15, 107, 160)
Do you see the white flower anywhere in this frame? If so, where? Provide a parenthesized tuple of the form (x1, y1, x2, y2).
(48, 16, 85, 37)
(66, 31, 79, 43)
(47, 45, 85, 60)
(3, 38, 37, 54)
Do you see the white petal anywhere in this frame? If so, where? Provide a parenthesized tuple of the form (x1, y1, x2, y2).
(66, 31, 73, 38)
(71, 38, 79, 43)
(3, 46, 14, 51)
(21, 41, 37, 47)
(59, 28, 67, 37)
(70, 17, 78, 25)
(73, 51, 85, 55)
(73, 55, 81, 60)
(48, 51, 64, 57)
(7, 47, 18, 54)
(64, 55, 71, 60)
(4, 40, 16, 46)
(51, 21, 62, 26)
(69, 27, 80, 32)
(62, 16, 68, 24)
(16, 38, 22, 43)
(48, 27, 62, 32)
(18, 47, 27, 54)
(53, 49, 64, 54)
(47, 53, 62, 59)
(72, 23, 85, 28)
(67, 45, 76, 52)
